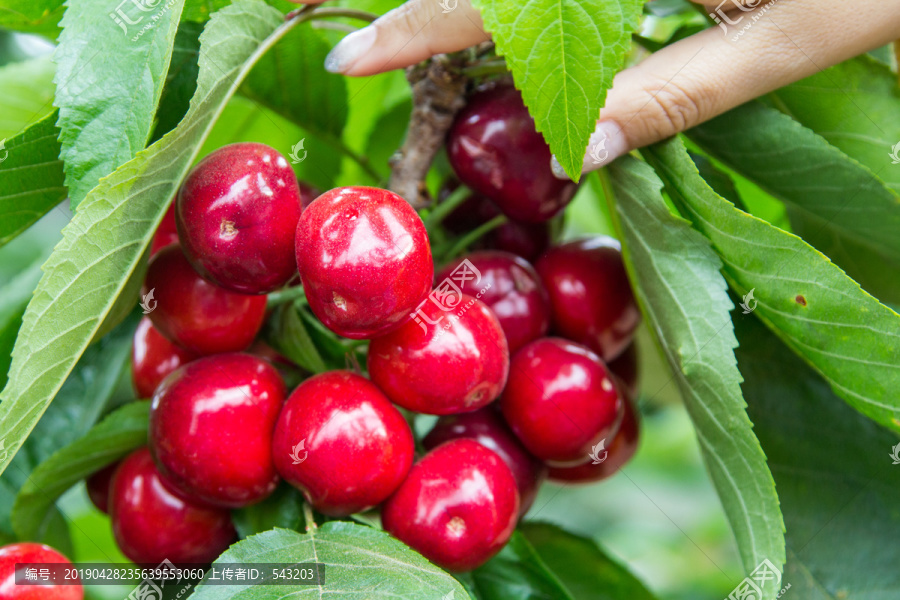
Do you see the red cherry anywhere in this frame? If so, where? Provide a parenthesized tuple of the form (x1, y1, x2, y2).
(142, 245, 267, 355)
(298, 181, 320, 209)
(436, 251, 549, 354)
(131, 316, 198, 399)
(382, 439, 519, 572)
(548, 393, 640, 483)
(536, 237, 640, 361)
(176, 143, 303, 294)
(149, 353, 285, 508)
(295, 186, 433, 339)
(423, 407, 546, 516)
(500, 338, 624, 465)
(368, 294, 509, 415)
(0, 543, 83, 600)
(272, 371, 414, 517)
(608, 341, 639, 399)
(447, 84, 577, 223)
(109, 448, 235, 565)
(150, 203, 179, 257)
(86, 462, 119, 514)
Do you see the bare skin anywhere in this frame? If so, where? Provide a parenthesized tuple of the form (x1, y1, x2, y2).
(290, 0, 900, 177)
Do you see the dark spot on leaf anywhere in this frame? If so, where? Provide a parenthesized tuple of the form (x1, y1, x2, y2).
(795, 295, 807, 306)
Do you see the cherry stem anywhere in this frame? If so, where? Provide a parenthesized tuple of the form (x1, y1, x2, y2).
(303, 502, 318, 532)
(460, 60, 508, 78)
(286, 6, 379, 23)
(441, 214, 507, 259)
(423, 185, 470, 230)
(266, 285, 307, 309)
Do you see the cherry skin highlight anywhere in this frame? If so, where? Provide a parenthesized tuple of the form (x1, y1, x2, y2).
(176, 143, 303, 294)
(381, 439, 519, 572)
(436, 251, 549, 354)
(131, 316, 198, 399)
(142, 245, 267, 355)
(536, 236, 641, 362)
(149, 353, 286, 508)
(368, 294, 509, 415)
(423, 406, 546, 516)
(0, 543, 83, 600)
(272, 370, 414, 517)
(500, 338, 624, 465)
(109, 448, 235, 565)
(295, 186, 433, 339)
(447, 84, 577, 223)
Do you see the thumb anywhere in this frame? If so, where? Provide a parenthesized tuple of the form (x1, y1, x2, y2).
(557, 0, 900, 178)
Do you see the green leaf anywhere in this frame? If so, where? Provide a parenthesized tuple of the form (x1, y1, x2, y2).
(0, 56, 55, 138)
(473, 0, 642, 181)
(0, 0, 66, 38)
(471, 531, 573, 600)
(0, 0, 297, 481)
(735, 310, 900, 599)
(11, 401, 148, 541)
(0, 258, 44, 390)
(53, 0, 186, 207)
(0, 111, 66, 248)
(643, 137, 900, 431)
(686, 102, 900, 303)
(189, 523, 469, 599)
(152, 19, 203, 142)
(232, 485, 305, 539)
(520, 522, 656, 600)
(604, 157, 785, 594)
(265, 302, 327, 374)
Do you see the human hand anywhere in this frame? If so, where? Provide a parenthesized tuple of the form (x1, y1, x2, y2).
(290, 0, 900, 178)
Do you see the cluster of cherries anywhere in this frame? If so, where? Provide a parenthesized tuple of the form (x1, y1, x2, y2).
(4, 83, 641, 598)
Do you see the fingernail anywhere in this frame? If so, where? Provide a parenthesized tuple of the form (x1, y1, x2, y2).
(325, 26, 376, 74)
(551, 120, 628, 180)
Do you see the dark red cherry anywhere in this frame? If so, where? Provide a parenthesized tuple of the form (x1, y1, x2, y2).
(149, 353, 285, 508)
(109, 448, 235, 565)
(423, 407, 545, 516)
(368, 294, 508, 415)
(295, 186, 433, 339)
(176, 143, 303, 294)
(298, 180, 320, 209)
(436, 251, 549, 354)
(608, 341, 639, 399)
(548, 392, 640, 483)
(536, 237, 640, 361)
(150, 203, 179, 256)
(500, 338, 623, 465)
(447, 84, 577, 223)
(131, 316, 198, 399)
(382, 439, 519, 572)
(86, 462, 119, 514)
(142, 245, 267, 355)
(0, 543, 83, 600)
(272, 371, 414, 516)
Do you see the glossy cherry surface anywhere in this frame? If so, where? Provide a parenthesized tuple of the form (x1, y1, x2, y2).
(423, 406, 545, 515)
(536, 237, 640, 361)
(500, 338, 623, 465)
(149, 353, 285, 508)
(142, 245, 267, 355)
(109, 448, 235, 565)
(382, 439, 519, 572)
(436, 251, 549, 354)
(447, 84, 577, 223)
(272, 371, 414, 516)
(176, 143, 303, 294)
(368, 294, 509, 414)
(295, 186, 433, 339)
(150, 203, 179, 256)
(0, 543, 83, 600)
(86, 462, 119, 514)
(131, 316, 198, 399)
(548, 392, 640, 483)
